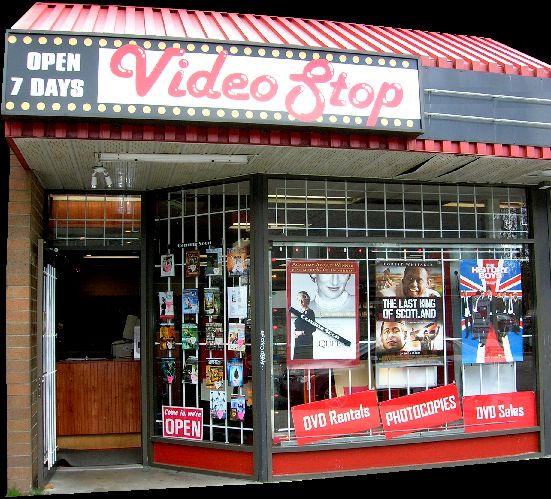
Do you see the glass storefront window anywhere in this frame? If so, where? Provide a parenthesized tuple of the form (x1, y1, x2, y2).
(48, 194, 141, 247)
(149, 177, 535, 448)
(268, 179, 535, 446)
(152, 181, 252, 445)
(270, 241, 536, 445)
(268, 180, 530, 240)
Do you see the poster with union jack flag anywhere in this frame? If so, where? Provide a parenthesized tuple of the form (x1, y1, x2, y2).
(460, 259, 523, 364)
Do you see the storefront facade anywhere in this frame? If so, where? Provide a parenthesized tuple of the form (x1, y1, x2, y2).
(3, 2, 551, 493)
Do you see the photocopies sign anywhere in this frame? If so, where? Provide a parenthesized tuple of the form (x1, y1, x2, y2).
(379, 384, 462, 439)
(2, 32, 422, 133)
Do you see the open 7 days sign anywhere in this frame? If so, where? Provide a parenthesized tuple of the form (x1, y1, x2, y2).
(2, 32, 422, 133)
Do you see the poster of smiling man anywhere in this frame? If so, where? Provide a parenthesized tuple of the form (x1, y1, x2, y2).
(375, 261, 444, 367)
(460, 259, 523, 364)
(287, 260, 360, 369)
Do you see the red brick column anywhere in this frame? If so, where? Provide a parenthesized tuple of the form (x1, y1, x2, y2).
(6, 152, 44, 493)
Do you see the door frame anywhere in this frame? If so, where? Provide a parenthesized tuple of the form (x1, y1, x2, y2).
(53, 248, 143, 456)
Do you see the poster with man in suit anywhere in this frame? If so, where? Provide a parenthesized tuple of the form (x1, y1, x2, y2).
(460, 259, 524, 364)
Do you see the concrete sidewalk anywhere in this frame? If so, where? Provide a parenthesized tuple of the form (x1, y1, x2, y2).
(38, 457, 551, 495)
(43, 464, 260, 494)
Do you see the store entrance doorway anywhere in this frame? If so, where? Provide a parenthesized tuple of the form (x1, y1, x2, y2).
(53, 250, 142, 468)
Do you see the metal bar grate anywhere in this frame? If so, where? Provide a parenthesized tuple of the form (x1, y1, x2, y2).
(42, 264, 57, 469)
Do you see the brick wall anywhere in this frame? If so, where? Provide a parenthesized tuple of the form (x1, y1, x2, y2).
(6, 152, 44, 493)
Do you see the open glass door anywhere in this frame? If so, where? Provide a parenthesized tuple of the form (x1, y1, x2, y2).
(46, 194, 143, 467)
(37, 240, 57, 485)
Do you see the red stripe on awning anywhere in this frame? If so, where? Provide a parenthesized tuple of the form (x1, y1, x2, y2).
(5, 119, 551, 160)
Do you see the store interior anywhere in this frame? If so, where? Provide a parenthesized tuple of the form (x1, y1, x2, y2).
(54, 252, 140, 361)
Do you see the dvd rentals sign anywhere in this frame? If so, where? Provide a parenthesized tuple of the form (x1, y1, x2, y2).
(2, 33, 422, 133)
(291, 390, 380, 445)
(162, 406, 203, 440)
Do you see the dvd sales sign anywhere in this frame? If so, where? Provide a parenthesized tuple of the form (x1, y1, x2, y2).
(2, 33, 422, 133)
(162, 406, 203, 440)
(462, 391, 536, 433)
(380, 384, 462, 439)
(291, 390, 380, 445)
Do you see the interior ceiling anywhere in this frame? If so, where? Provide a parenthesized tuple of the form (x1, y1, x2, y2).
(11, 137, 551, 191)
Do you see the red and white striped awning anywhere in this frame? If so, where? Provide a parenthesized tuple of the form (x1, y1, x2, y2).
(12, 2, 551, 78)
(5, 2, 551, 170)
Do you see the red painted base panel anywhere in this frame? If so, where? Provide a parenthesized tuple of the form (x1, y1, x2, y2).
(153, 442, 254, 476)
(272, 432, 539, 476)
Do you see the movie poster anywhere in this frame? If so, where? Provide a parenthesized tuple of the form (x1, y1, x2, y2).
(182, 288, 199, 315)
(206, 358, 224, 389)
(227, 357, 244, 387)
(185, 249, 201, 277)
(205, 322, 224, 350)
(160, 357, 176, 384)
(182, 355, 198, 384)
(286, 259, 360, 369)
(375, 261, 444, 367)
(230, 395, 246, 422)
(181, 323, 199, 350)
(203, 287, 221, 316)
(227, 286, 248, 319)
(160, 254, 175, 277)
(460, 259, 523, 364)
(159, 325, 177, 351)
(227, 247, 247, 276)
(228, 323, 246, 352)
(210, 390, 227, 420)
(205, 247, 223, 276)
(158, 291, 174, 321)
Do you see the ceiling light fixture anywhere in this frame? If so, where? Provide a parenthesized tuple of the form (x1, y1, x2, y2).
(527, 170, 551, 177)
(98, 153, 252, 164)
(267, 194, 354, 205)
(442, 202, 486, 208)
(83, 255, 139, 259)
(229, 222, 307, 230)
(91, 166, 113, 189)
